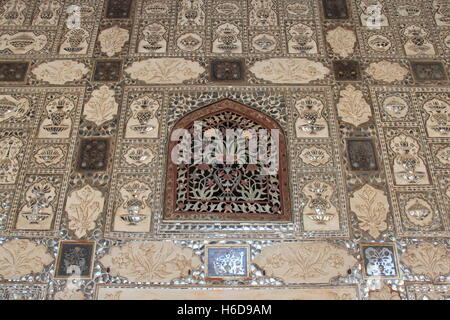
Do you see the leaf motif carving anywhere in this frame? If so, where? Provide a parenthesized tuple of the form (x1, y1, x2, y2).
(401, 243, 450, 279)
(32, 60, 89, 85)
(65, 185, 104, 238)
(0, 239, 53, 279)
(99, 241, 201, 282)
(125, 58, 205, 84)
(366, 61, 409, 83)
(253, 242, 356, 283)
(350, 184, 389, 238)
(326, 26, 356, 58)
(98, 26, 129, 57)
(83, 85, 118, 126)
(249, 58, 330, 83)
(337, 85, 372, 126)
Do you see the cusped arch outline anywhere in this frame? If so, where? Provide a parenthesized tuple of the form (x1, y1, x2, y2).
(163, 98, 291, 222)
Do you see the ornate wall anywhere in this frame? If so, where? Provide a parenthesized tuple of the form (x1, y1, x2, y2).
(0, 0, 449, 300)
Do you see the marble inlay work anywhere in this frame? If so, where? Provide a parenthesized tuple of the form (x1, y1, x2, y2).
(0, 0, 448, 301)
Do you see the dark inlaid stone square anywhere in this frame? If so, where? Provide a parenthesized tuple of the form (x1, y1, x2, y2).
(0, 61, 29, 82)
(323, 0, 349, 19)
(347, 139, 378, 171)
(210, 60, 244, 81)
(333, 60, 361, 81)
(55, 241, 95, 279)
(360, 243, 399, 278)
(105, 0, 133, 19)
(206, 246, 249, 279)
(77, 138, 109, 171)
(92, 60, 122, 82)
(410, 61, 447, 81)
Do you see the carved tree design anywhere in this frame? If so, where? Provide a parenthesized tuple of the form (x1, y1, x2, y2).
(125, 58, 205, 84)
(0, 239, 53, 279)
(99, 241, 201, 282)
(350, 184, 389, 238)
(326, 26, 356, 58)
(401, 243, 450, 280)
(98, 26, 129, 57)
(337, 85, 372, 126)
(66, 185, 104, 238)
(83, 85, 118, 126)
(254, 242, 356, 283)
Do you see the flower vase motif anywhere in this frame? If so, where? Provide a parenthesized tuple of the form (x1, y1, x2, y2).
(403, 25, 435, 56)
(39, 97, 75, 138)
(124, 146, 155, 167)
(0, 32, 48, 54)
(295, 97, 329, 138)
(360, 0, 389, 28)
(0, 137, 23, 184)
(113, 180, 152, 232)
(433, 0, 450, 26)
(382, 96, 409, 119)
(249, 0, 277, 26)
(367, 34, 392, 53)
(390, 134, 429, 185)
(288, 23, 317, 54)
(59, 28, 89, 55)
(125, 96, 159, 138)
(33, 0, 62, 26)
(0, 95, 29, 122)
(405, 197, 433, 227)
(18, 179, 56, 229)
(252, 33, 277, 52)
(212, 23, 242, 53)
(0, 0, 26, 26)
(302, 180, 337, 228)
(177, 0, 205, 26)
(423, 98, 450, 137)
(301, 180, 339, 231)
(138, 23, 167, 53)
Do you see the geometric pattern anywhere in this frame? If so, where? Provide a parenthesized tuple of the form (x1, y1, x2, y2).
(0, 0, 448, 300)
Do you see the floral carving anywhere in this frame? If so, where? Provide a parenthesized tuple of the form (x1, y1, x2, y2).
(254, 242, 356, 283)
(249, 58, 330, 83)
(0, 95, 29, 122)
(125, 58, 204, 84)
(54, 285, 85, 300)
(350, 184, 389, 238)
(0, 32, 47, 54)
(65, 185, 104, 238)
(34, 146, 64, 167)
(337, 85, 372, 126)
(0, 136, 23, 183)
(436, 146, 450, 166)
(369, 285, 401, 300)
(0, 239, 52, 279)
(32, 60, 89, 84)
(299, 146, 331, 167)
(17, 178, 57, 229)
(326, 26, 356, 58)
(422, 98, 450, 138)
(98, 26, 129, 57)
(401, 243, 450, 279)
(83, 85, 118, 126)
(99, 241, 201, 282)
(366, 61, 408, 83)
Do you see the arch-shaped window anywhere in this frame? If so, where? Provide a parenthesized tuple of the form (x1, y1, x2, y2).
(163, 99, 290, 222)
